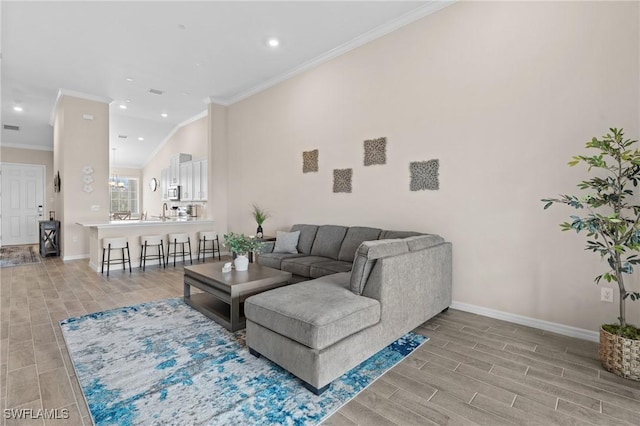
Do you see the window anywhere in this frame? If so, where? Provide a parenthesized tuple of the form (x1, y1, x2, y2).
(110, 177, 139, 214)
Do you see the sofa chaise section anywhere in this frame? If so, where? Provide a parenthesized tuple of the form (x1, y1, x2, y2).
(246, 234, 452, 394)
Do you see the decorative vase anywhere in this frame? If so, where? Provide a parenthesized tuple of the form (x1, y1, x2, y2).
(599, 327, 640, 381)
(234, 254, 249, 272)
(256, 225, 263, 238)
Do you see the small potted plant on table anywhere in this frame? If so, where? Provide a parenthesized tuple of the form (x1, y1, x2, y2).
(252, 204, 270, 238)
(223, 232, 263, 272)
(542, 128, 640, 381)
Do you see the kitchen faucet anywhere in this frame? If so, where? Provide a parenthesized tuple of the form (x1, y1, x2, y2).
(162, 203, 168, 219)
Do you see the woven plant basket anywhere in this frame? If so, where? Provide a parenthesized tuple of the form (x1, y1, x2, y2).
(599, 327, 640, 381)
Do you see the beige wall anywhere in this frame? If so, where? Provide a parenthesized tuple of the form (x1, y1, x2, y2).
(208, 103, 228, 229)
(54, 95, 110, 259)
(225, 1, 640, 331)
(0, 147, 55, 215)
(142, 116, 208, 217)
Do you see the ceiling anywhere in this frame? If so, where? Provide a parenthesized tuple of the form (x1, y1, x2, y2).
(1, 1, 449, 168)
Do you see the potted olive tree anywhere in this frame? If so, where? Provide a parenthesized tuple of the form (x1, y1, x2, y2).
(542, 128, 640, 381)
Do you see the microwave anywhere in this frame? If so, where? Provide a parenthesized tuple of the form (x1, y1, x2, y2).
(168, 185, 181, 201)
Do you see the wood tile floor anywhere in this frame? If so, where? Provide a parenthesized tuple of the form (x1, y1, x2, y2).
(2, 255, 639, 425)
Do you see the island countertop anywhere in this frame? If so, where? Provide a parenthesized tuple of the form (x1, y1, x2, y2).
(77, 218, 214, 228)
(77, 218, 217, 271)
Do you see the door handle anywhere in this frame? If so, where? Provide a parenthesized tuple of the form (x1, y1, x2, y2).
(38, 205, 43, 217)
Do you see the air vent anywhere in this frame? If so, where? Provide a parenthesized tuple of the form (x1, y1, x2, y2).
(3, 124, 20, 131)
(118, 135, 128, 139)
(148, 88, 164, 95)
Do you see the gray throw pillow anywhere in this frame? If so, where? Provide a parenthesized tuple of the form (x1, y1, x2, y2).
(273, 230, 300, 254)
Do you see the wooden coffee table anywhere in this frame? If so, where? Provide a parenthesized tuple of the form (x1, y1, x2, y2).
(183, 262, 292, 331)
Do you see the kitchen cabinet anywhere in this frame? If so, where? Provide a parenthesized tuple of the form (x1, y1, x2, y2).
(193, 159, 208, 201)
(178, 159, 208, 201)
(170, 153, 192, 185)
(179, 162, 194, 201)
(160, 168, 169, 201)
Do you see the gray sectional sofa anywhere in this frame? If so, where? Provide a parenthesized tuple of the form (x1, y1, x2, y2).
(245, 224, 452, 394)
(257, 224, 423, 281)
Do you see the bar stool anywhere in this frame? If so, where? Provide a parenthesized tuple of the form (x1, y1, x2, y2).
(101, 237, 132, 277)
(140, 235, 165, 271)
(198, 231, 221, 262)
(166, 233, 192, 267)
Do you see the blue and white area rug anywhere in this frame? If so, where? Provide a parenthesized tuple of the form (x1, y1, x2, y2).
(60, 298, 427, 426)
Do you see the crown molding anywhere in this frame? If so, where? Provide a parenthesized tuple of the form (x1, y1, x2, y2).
(204, 96, 230, 107)
(220, 0, 456, 105)
(49, 89, 113, 125)
(0, 142, 53, 152)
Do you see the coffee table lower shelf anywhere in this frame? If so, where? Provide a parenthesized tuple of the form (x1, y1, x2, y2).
(184, 292, 243, 331)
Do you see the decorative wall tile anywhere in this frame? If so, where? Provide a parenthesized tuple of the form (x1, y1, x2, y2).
(303, 149, 319, 173)
(333, 168, 353, 193)
(410, 159, 439, 191)
(364, 137, 386, 166)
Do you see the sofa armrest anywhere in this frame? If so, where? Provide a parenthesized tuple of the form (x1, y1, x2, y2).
(259, 241, 275, 254)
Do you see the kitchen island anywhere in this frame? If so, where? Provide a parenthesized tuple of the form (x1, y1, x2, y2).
(77, 218, 216, 272)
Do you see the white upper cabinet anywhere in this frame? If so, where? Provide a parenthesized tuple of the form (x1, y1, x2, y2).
(179, 162, 194, 201)
(192, 159, 208, 201)
(178, 159, 208, 201)
(170, 153, 192, 185)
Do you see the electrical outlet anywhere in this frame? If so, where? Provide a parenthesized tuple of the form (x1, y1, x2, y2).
(601, 287, 614, 303)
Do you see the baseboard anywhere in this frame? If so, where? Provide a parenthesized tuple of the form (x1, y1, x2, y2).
(450, 301, 600, 343)
(62, 254, 89, 262)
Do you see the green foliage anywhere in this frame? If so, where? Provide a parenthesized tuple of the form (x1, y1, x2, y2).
(222, 232, 264, 255)
(252, 204, 270, 226)
(542, 128, 640, 335)
(602, 324, 640, 341)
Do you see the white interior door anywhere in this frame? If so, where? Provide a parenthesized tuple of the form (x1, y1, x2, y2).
(1, 163, 45, 245)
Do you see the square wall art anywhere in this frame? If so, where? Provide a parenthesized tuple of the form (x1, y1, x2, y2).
(303, 149, 319, 173)
(364, 137, 386, 166)
(333, 168, 353, 193)
(410, 159, 439, 191)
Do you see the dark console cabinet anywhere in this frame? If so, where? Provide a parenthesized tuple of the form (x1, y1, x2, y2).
(39, 220, 60, 257)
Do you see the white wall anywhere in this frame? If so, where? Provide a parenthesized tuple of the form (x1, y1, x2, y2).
(225, 1, 640, 331)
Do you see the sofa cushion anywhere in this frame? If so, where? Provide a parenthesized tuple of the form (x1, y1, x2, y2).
(379, 230, 422, 239)
(290, 224, 319, 255)
(350, 239, 409, 295)
(281, 256, 332, 277)
(258, 252, 305, 270)
(404, 234, 444, 251)
(273, 230, 300, 254)
(245, 273, 380, 350)
(309, 260, 353, 278)
(337, 226, 382, 262)
(310, 225, 348, 260)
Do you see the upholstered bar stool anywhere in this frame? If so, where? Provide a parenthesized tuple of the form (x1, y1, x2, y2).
(197, 231, 221, 262)
(139, 235, 165, 271)
(166, 233, 193, 267)
(101, 237, 132, 277)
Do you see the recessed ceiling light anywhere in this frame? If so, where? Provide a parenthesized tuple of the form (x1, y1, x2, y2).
(119, 104, 127, 109)
(267, 38, 280, 47)
(13, 106, 23, 112)
(125, 77, 134, 82)
(138, 137, 144, 141)
(125, 99, 131, 103)
(161, 113, 168, 118)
